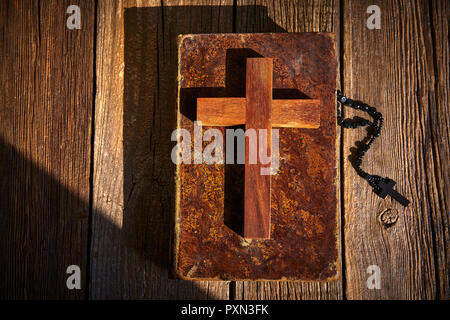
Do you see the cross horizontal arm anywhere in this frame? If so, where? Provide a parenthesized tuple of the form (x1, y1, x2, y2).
(197, 98, 321, 128)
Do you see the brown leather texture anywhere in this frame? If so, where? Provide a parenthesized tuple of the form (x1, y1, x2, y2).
(174, 33, 338, 281)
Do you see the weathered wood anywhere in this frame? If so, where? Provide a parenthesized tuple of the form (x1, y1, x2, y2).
(1, 0, 446, 301)
(343, 0, 448, 299)
(234, 0, 342, 300)
(197, 98, 321, 128)
(430, 0, 450, 300)
(90, 0, 232, 299)
(244, 58, 273, 239)
(0, 0, 94, 298)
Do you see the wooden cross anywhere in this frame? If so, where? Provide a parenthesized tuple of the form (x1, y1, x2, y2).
(197, 58, 321, 239)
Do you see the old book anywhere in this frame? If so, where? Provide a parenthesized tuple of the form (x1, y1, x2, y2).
(173, 33, 338, 281)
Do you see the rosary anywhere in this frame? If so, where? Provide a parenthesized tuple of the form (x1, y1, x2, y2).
(336, 90, 410, 207)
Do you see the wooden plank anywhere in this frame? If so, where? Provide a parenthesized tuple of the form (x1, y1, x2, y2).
(430, 0, 450, 300)
(234, 0, 342, 300)
(244, 58, 272, 239)
(90, 0, 232, 299)
(343, 0, 448, 299)
(0, 0, 94, 298)
(197, 98, 321, 128)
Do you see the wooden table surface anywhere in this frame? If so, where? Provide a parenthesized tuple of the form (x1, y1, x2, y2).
(0, 0, 448, 299)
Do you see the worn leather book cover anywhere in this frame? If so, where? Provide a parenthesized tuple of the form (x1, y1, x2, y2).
(173, 33, 338, 281)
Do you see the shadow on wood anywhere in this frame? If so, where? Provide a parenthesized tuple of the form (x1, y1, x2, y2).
(0, 137, 89, 299)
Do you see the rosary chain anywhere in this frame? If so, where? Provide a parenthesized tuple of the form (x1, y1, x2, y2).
(336, 90, 384, 189)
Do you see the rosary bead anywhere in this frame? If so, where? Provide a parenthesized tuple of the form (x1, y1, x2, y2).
(336, 91, 413, 208)
(337, 91, 393, 197)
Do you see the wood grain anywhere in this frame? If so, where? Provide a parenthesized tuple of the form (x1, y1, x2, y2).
(430, 0, 450, 299)
(234, 0, 342, 300)
(0, 0, 94, 298)
(90, 0, 232, 299)
(243, 58, 272, 239)
(0, 0, 446, 300)
(197, 98, 321, 128)
(342, 0, 449, 299)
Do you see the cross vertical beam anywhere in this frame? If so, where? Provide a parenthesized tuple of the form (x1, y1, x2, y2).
(244, 58, 272, 239)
